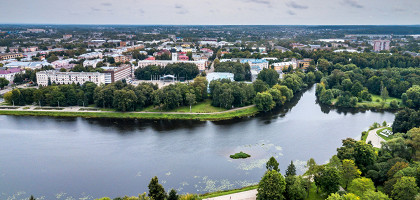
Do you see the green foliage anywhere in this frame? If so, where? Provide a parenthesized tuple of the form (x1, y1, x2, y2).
(135, 63, 199, 80)
(257, 68, 279, 87)
(229, 151, 251, 159)
(214, 61, 251, 81)
(391, 176, 419, 200)
(257, 170, 286, 200)
(168, 189, 179, 200)
(0, 78, 9, 89)
(405, 85, 420, 109)
(348, 177, 375, 197)
(266, 156, 280, 172)
(286, 161, 297, 177)
(255, 92, 275, 112)
(392, 108, 420, 133)
(314, 166, 340, 195)
(148, 176, 166, 200)
(285, 176, 306, 200)
(340, 159, 361, 189)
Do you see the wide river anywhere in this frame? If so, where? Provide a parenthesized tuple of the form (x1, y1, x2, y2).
(0, 86, 395, 200)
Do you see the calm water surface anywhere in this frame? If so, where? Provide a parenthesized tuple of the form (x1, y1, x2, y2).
(0, 86, 395, 199)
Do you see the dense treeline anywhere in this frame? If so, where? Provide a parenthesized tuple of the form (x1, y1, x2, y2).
(295, 50, 420, 69)
(256, 124, 420, 200)
(4, 77, 208, 112)
(3, 82, 96, 107)
(213, 61, 251, 81)
(315, 61, 420, 108)
(134, 63, 199, 80)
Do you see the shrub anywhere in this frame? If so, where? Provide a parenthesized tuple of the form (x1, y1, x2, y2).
(230, 151, 251, 159)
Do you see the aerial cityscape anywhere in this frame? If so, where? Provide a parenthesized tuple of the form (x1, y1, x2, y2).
(0, 1, 420, 200)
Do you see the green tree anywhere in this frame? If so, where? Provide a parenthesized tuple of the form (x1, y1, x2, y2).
(362, 190, 390, 200)
(185, 92, 196, 112)
(257, 170, 286, 200)
(314, 167, 340, 195)
(148, 176, 166, 200)
(392, 176, 419, 200)
(29, 195, 36, 200)
(113, 89, 137, 111)
(407, 127, 420, 161)
(257, 68, 279, 87)
(168, 189, 179, 200)
(266, 156, 280, 172)
(255, 92, 275, 112)
(253, 79, 269, 93)
(286, 161, 296, 177)
(0, 78, 9, 89)
(405, 85, 420, 109)
(340, 159, 361, 189)
(381, 86, 389, 101)
(348, 177, 375, 197)
(286, 176, 306, 200)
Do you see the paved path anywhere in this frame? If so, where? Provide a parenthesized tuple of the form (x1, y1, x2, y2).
(203, 189, 257, 200)
(366, 124, 392, 148)
(0, 105, 256, 115)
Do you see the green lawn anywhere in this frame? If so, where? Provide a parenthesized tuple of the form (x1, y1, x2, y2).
(143, 99, 227, 113)
(199, 185, 258, 199)
(376, 127, 393, 141)
(331, 94, 403, 110)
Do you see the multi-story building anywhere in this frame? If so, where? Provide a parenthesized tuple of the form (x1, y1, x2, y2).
(239, 59, 269, 71)
(111, 54, 130, 63)
(83, 59, 104, 68)
(63, 34, 72, 40)
(36, 70, 106, 86)
(0, 68, 24, 83)
(78, 52, 103, 60)
(102, 65, 132, 83)
(373, 40, 391, 51)
(137, 53, 208, 71)
(272, 61, 297, 71)
(0, 53, 23, 60)
(88, 40, 106, 47)
(297, 59, 313, 69)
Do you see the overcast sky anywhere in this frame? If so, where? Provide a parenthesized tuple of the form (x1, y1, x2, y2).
(1, 0, 419, 25)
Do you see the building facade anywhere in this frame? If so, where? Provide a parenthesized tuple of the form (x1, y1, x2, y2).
(0, 53, 23, 60)
(373, 40, 391, 52)
(36, 70, 106, 86)
(102, 65, 132, 83)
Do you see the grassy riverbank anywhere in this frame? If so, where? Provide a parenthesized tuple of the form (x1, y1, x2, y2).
(330, 95, 403, 110)
(0, 106, 258, 121)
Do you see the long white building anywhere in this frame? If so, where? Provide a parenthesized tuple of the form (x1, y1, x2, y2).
(36, 70, 105, 86)
(137, 53, 208, 71)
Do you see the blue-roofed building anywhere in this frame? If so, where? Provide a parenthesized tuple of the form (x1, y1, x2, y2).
(240, 59, 269, 72)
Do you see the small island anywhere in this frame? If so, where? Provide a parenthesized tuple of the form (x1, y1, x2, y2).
(230, 151, 251, 159)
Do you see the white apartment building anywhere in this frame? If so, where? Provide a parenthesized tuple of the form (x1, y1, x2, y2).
(83, 59, 104, 68)
(36, 70, 106, 86)
(78, 52, 103, 60)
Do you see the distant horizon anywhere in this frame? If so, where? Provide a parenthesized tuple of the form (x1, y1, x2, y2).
(1, 0, 419, 25)
(1, 23, 420, 26)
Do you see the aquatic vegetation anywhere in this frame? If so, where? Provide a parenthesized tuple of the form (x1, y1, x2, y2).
(230, 151, 251, 159)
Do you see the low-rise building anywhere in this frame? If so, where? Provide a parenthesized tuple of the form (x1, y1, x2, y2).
(5, 61, 50, 69)
(0, 68, 24, 83)
(36, 70, 106, 86)
(272, 61, 297, 71)
(78, 52, 103, 60)
(240, 59, 269, 71)
(0, 53, 23, 60)
(297, 59, 313, 69)
(111, 54, 130, 63)
(83, 59, 104, 68)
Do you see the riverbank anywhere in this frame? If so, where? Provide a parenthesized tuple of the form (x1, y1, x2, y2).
(0, 105, 259, 121)
(329, 95, 403, 111)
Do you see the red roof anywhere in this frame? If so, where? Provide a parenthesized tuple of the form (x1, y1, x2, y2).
(0, 68, 23, 74)
(145, 57, 155, 60)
